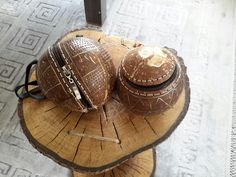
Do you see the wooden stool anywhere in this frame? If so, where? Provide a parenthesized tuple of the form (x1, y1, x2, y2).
(84, 0, 106, 26)
(18, 29, 190, 176)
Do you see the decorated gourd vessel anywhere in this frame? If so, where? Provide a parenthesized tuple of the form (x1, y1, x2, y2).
(36, 37, 116, 112)
(117, 46, 184, 115)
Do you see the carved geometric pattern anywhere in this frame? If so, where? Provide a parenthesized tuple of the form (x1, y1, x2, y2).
(0, 161, 11, 175)
(0, 22, 11, 40)
(117, 0, 148, 19)
(7, 28, 49, 56)
(28, 2, 65, 27)
(12, 168, 32, 177)
(0, 57, 24, 91)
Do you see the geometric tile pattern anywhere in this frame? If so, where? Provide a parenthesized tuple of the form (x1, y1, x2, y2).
(28, 2, 66, 27)
(0, 161, 11, 175)
(104, 0, 236, 177)
(108, 21, 137, 38)
(7, 28, 49, 56)
(0, 161, 46, 177)
(0, 0, 32, 17)
(66, 4, 86, 30)
(0, 0, 234, 177)
(153, 6, 187, 47)
(133, 5, 188, 48)
(139, 25, 181, 47)
(117, 0, 148, 19)
(0, 0, 82, 176)
(11, 168, 32, 177)
(0, 22, 11, 40)
(231, 39, 236, 177)
(156, 6, 187, 26)
(0, 57, 24, 91)
(0, 102, 6, 113)
(0, 1, 21, 17)
(0, 110, 37, 153)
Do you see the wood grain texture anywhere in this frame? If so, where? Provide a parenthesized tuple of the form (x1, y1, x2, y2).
(73, 149, 156, 177)
(18, 29, 190, 173)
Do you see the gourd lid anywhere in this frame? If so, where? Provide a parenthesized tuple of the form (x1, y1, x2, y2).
(121, 46, 176, 86)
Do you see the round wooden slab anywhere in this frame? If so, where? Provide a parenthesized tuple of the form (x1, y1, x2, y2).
(73, 149, 156, 177)
(18, 29, 190, 173)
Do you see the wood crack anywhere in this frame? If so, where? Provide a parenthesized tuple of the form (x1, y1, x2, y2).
(127, 116, 138, 132)
(32, 124, 40, 130)
(55, 133, 69, 154)
(121, 39, 130, 49)
(143, 117, 158, 136)
(44, 105, 57, 112)
(58, 111, 72, 124)
(36, 111, 71, 140)
(111, 169, 115, 177)
(98, 37, 102, 42)
(112, 122, 122, 149)
(73, 113, 85, 130)
(102, 105, 108, 122)
(112, 95, 121, 103)
(99, 114, 104, 151)
(46, 119, 71, 145)
(72, 127, 86, 162)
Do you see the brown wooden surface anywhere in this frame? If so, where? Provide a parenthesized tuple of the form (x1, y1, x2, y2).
(18, 29, 190, 173)
(73, 149, 156, 177)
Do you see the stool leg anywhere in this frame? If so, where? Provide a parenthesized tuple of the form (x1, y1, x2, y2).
(84, 0, 107, 26)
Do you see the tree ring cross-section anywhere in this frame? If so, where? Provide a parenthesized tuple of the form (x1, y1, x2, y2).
(18, 29, 190, 173)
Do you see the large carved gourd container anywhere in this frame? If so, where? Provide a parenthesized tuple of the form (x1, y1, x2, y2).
(117, 46, 184, 115)
(36, 37, 116, 112)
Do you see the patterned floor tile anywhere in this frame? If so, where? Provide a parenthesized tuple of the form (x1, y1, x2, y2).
(0, 57, 24, 91)
(0, 161, 11, 176)
(0, 22, 12, 40)
(108, 21, 139, 38)
(7, 28, 49, 56)
(0, 0, 32, 17)
(0, 110, 37, 153)
(117, 0, 149, 19)
(28, 2, 66, 27)
(0, 0, 235, 177)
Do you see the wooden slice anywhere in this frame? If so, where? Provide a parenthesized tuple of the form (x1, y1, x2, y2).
(18, 29, 190, 173)
(73, 149, 156, 177)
